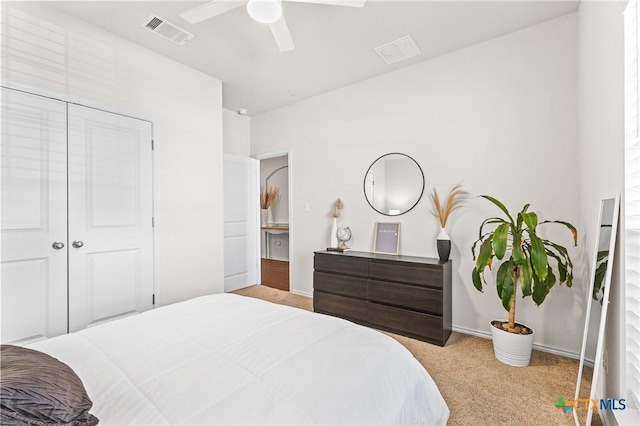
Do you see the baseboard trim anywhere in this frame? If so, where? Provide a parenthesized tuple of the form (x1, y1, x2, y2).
(290, 289, 312, 298)
(452, 325, 593, 367)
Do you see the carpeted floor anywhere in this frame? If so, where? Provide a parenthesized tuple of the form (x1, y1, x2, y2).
(234, 285, 600, 426)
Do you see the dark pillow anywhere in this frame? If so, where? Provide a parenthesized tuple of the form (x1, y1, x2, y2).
(0, 345, 98, 425)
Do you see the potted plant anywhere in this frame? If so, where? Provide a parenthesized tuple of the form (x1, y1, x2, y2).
(471, 195, 577, 366)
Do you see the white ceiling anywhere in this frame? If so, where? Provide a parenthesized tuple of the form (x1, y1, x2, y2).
(49, 0, 580, 115)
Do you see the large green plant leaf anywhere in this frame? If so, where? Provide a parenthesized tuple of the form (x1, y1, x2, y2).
(545, 249, 568, 284)
(477, 217, 507, 240)
(516, 204, 530, 230)
(543, 240, 575, 288)
(496, 260, 514, 311)
(532, 266, 556, 305)
(540, 220, 578, 246)
(475, 237, 493, 272)
(543, 240, 574, 270)
(512, 232, 527, 265)
(528, 230, 548, 281)
(472, 267, 483, 292)
(521, 259, 533, 296)
(480, 195, 515, 224)
(593, 253, 609, 301)
(492, 223, 510, 260)
(521, 211, 538, 230)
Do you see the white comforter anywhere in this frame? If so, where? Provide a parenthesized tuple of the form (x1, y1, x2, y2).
(29, 294, 449, 425)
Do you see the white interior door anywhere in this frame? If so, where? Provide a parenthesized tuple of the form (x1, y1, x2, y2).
(1, 88, 68, 344)
(67, 105, 154, 332)
(223, 154, 259, 292)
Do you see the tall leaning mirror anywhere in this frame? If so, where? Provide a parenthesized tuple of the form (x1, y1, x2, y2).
(363, 153, 425, 216)
(573, 195, 620, 426)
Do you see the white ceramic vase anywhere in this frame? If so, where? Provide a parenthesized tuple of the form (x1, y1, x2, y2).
(330, 218, 339, 248)
(490, 320, 535, 367)
(260, 209, 268, 226)
(267, 206, 273, 225)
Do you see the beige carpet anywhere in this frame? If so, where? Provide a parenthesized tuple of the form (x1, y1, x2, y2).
(233, 285, 599, 426)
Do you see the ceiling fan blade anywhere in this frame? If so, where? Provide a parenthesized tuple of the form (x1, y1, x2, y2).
(269, 15, 295, 52)
(284, 0, 366, 7)
(179, 0, 247, 24)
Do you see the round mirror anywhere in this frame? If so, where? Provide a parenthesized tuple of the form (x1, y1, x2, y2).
(363, 153, 425, 216)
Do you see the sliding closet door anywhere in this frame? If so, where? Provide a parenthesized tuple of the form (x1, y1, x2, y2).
(67, 105, 154, 332)
(1, 88, 68, 344)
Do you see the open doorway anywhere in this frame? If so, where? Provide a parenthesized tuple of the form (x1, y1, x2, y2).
(258, 153, 290, 291)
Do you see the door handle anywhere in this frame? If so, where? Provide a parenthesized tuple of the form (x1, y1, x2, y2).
(72, 240, 84, 249)
(52, 241, 65, 250)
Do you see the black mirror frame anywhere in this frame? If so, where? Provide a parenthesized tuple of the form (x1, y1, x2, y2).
(363, 152, 425, 216)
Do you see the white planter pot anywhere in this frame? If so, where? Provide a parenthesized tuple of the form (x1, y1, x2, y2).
(490, 320, 535, 367)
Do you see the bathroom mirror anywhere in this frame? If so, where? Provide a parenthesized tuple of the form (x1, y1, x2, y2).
(363, 153, 425, 216)
(573, 195, 620, 426)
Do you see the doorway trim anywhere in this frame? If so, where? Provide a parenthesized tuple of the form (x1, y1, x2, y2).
(253, 149, 296, 294)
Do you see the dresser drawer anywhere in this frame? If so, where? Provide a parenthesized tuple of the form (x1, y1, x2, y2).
(314, 271, 367, 299)
(369, 280, 442, 315)
(314, 291, 367, 322)
(368, 302, 443, 343)
(369, 261, 442, 288)
(314, 254, 369, 277)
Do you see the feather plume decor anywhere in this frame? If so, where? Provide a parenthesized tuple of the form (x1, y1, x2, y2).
(332, 198, 344, 218)
(260, 187, 279, 209)
(430, 184, 468, 228)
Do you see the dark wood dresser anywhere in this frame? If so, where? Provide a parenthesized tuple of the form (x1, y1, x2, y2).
(313, 250, 452, 346)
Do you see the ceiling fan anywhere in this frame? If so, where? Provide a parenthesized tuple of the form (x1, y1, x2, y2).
(179, 0, 366, 52)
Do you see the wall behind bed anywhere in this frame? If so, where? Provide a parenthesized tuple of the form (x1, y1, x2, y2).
(1, 2, 225, 306)
(251, 14, 584, 356)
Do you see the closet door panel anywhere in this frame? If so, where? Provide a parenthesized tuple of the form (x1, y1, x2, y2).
(67, 105, 153, 332)
(0, 88, 68, 344)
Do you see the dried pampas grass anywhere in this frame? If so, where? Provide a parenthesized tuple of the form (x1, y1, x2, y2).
(332, 198, 344, 218)
(431, 184, 468, 228)
(260, 187, 279, 209)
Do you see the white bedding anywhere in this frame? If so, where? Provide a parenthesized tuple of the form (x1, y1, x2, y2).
(28, 293, 449, 425)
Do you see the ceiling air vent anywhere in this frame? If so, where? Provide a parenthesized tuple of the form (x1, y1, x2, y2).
(142, 15, 194, 46)
(374, 35, 421, 65)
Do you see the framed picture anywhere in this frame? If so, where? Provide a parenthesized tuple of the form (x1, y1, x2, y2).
(374, 222, 400, 255)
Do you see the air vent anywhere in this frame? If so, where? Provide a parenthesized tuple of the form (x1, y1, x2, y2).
(374, 35, 421, 65)
(142, 14, 194, 46)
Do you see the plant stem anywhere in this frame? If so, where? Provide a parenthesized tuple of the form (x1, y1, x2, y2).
(508, 265, 519, 329)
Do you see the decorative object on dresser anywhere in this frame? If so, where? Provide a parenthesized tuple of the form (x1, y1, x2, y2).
(374, 222, 400, 255)
(329, 198, 343, 249)
(313, 251, 452, 346)
(337, 226, 352, 251)
(430, 184, 468, 261)
(471, 195, 577, 366)
(363, 153, 425, 216)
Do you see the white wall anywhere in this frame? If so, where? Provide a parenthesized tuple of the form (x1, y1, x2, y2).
(1, 2, 225, 305)
(252, 14, 584, 354)
(223, 108, 251, 156)
(577, 0, 626, 413)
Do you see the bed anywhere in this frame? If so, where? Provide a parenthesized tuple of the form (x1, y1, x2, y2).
(7, 293, 449, 425)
